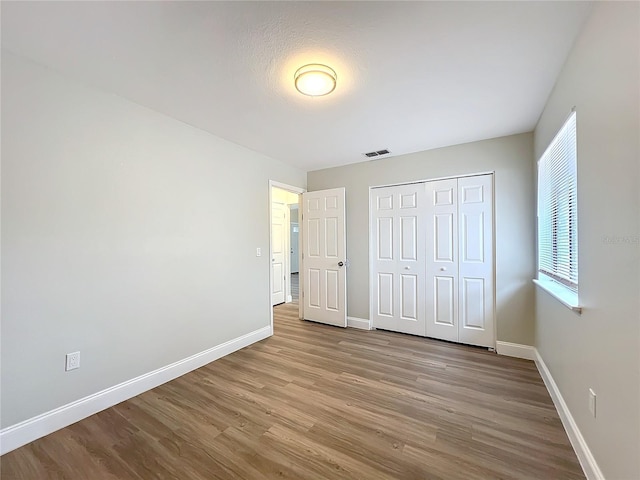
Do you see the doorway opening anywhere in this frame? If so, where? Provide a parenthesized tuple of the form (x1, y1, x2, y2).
(269, 181, 305, 332)
(289, 204, 300, 302)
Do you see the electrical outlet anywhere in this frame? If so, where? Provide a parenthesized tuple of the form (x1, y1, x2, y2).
(65, 351, 80, 371)
(256, 247, 262, 257)
(588, 388, 596, 417)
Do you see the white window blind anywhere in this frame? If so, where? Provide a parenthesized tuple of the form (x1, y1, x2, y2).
(537, 111, 578, 292)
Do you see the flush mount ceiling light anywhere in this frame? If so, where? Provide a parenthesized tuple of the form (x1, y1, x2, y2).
(294, 64, 337, 97)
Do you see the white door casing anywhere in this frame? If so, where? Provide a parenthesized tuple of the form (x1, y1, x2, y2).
(457, 175, 494, 347)
(425, 178, 459, 342)
(302, 188, 347, 327)
(271, 203, 287, 306)
(371, 183, 426, 336)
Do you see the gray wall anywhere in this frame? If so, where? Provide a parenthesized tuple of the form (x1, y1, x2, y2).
(308, 133, 535, 345)
(1, 52, 306, 428)
(533, 3, 639, 478)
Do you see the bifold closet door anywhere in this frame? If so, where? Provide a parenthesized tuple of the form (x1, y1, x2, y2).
(371, 183, 426, 336)
(425, 174, 494, 347)
(457, 175, 494, 347)
(425, 179, 459, 342)
(370, 174, 494, 348)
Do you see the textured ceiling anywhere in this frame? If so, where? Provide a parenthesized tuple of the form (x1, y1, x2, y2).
(1, 1, 592, 171)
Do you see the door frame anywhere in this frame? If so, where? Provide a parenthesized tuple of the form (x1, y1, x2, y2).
(269, 180, 306, 335)
(368, 171, 497, 348)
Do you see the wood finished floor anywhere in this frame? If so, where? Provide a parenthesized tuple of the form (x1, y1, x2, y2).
(1, 303, 584, 480)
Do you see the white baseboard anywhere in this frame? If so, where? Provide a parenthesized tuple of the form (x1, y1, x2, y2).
(495, 341, 536, 360)
(534, 350, 604, 480)
(0, 326, 271, 455)
(347, 316, 371, 330)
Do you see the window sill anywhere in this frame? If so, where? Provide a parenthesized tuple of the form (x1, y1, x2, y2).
(533, 278, 582, 314)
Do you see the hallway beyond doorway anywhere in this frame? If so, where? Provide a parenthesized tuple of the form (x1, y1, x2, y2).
(291, 273, 299, 302)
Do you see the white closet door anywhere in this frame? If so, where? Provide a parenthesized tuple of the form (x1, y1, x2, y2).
(425, 179, 459, 342)
(371, 183, 426, 336)
(457, 175, 494, 347)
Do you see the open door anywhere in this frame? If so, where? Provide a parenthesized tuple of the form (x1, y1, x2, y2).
(271, 203, 287, 305)
(301, 188, 347, 327)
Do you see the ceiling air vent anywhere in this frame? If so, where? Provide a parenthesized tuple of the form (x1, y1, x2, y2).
(363, 149, 391, 158)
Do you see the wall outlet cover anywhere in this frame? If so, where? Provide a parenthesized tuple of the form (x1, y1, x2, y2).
(66, 351, 80, 371)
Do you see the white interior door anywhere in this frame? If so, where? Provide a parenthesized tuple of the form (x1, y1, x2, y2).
(457, 175, 494, 347)
(371, 183, 426, 336)
(302, 188, 347, 327)
(425, 179, 459, 342)
(271, 204, 286, 305)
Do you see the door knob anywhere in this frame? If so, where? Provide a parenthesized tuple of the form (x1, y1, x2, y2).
(338, 261, 344, 267)
(440, 267, 446, 271)
(404, 266, 411, 270)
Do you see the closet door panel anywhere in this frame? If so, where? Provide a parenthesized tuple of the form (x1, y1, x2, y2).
(434, 276, 455, 326)
(400, 274, 418, 320)
(377, 273, 394, 317)
(371, 183, 426, 336)
(458, 175, 494, 347)
(425, 179, 459, 342)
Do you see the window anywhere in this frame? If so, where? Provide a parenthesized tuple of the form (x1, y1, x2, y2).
(536, 111, 579, 308)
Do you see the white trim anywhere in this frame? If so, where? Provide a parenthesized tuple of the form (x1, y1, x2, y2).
(270, 181, 306, 195)
(495, 341, 536, 360)
(0, 326, 271, 455)
(534, 350, 604, 480)
(369, 170, 495, 190)
(533, 278, 582, 313)
(347, 316, 372, 330)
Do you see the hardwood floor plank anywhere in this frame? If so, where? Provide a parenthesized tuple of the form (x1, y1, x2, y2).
(1, 302, 584, 479)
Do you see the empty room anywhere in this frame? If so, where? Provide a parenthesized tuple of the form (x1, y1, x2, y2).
(1, 1, 638, 479)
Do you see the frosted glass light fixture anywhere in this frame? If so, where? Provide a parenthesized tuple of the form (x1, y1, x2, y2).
(294, 64, 337, 96)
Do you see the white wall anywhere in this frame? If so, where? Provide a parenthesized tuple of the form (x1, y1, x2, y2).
(0, 52, 306, 429)
(533, 3, 639, 478)
(308, 133, 535, 345)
